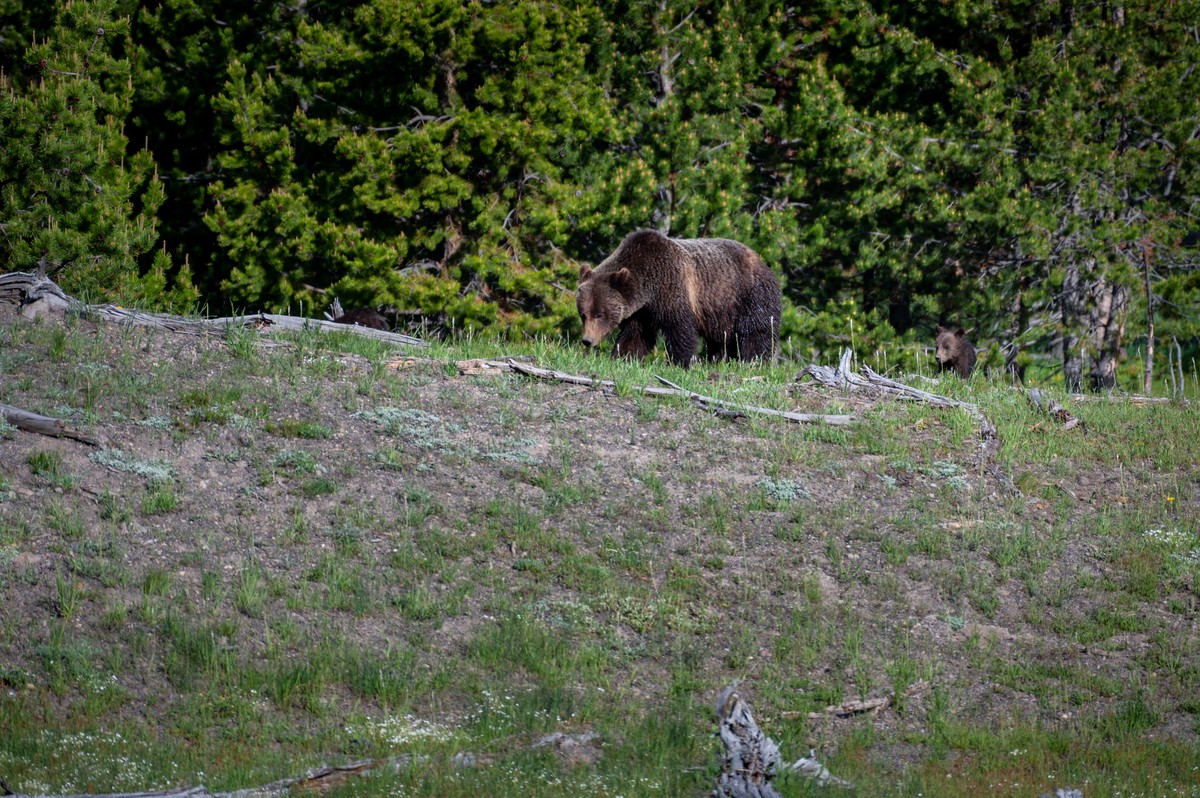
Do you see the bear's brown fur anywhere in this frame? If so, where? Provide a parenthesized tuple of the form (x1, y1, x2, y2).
(333, 307, 389, 331)
(576, 229, 782, 367)
(935, 325, 977, 378)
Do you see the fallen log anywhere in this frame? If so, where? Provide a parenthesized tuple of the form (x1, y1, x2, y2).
(1, 403, 99, 447)
(10, 756, 433, 798)
(507, 361, 853, 426)
(800, 349, 973, 409)
(0, 267, 77, 319)
(82, 305, 428, 348)
(0, 272, 426, 348)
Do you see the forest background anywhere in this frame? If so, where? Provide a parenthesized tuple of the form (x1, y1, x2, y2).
(2, 0, 1198, 391)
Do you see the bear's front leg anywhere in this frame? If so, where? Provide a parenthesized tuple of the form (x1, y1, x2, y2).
(614, 313, 657, 360)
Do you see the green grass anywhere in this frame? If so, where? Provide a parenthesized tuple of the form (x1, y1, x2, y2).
(1, 318, 1198, 797)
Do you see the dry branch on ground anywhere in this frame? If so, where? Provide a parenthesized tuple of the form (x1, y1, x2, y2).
(508, 361, 853, 426)
(798, 349, 1008, 489)
(1024, 388, 1084, 431)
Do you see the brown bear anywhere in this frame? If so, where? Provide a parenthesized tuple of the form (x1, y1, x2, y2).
(333, 307, 389, 331)
(935, 325, 977, 378)
(576, 229, 782, 367)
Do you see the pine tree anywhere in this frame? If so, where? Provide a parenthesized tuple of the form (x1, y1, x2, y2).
(128, 0, 306, 311)
(200, 0, 614, 335)
(980, 0, 1200, 389)
(0, 0, 196, 309)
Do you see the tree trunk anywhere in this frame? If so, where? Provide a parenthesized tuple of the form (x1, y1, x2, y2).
(1003, 273, 1030, 382)
(1141, 238, 1154, 394)
(1087, 276, 1128, 391)
(1060, 260, 1085, 392)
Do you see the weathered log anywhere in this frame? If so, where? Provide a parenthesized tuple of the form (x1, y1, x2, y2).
(12, 789, 213, 798)
(713, 685, 851, 797)
(0, 270, 78, 319)
(1, 403, 100, 446)
(506, 361, 853, 425)
(1024, 388, 1083, 431)
(799, 349, 973, 409)
(0, 272, 426, 348)
(11, 756, 433, 798)
(713, 685, 784, 798)
(87, 305, 427, 347)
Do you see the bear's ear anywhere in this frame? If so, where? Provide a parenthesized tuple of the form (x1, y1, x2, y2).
(579, 264, 593, 282)
(955, 328, 966, 338)
(611, 267, 633, 291)
(935, 325, 946, 335)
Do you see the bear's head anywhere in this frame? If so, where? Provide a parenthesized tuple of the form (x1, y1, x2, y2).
(577, 264, 635, 348)
(934, 325, 968, 366)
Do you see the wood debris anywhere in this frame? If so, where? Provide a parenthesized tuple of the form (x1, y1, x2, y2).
(779, 680, 930, 721)
(799, 349, 1008, 490)
(713, 685, 852, 797)
(1024, 388, 1084, 431)
(0, 271, 427, 348)
(508, 361, 853, 426)
(1, 403, 100, 447)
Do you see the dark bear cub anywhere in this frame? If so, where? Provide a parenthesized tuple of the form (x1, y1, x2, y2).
(935, 325, 977, 378)
(333, 307, 389, 331)
(576, 229, 782, 367)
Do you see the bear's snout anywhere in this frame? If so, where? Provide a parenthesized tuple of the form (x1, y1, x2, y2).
(580, 318, 612, 348)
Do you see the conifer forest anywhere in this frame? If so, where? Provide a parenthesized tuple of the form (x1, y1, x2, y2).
(2, 0, 1199, 389)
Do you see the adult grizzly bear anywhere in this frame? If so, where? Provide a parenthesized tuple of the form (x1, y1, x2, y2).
(576, 229, 782, 367)
(935, 325, 977, 378)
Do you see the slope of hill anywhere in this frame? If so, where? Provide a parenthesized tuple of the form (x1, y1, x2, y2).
(1, 300, 1198, 797)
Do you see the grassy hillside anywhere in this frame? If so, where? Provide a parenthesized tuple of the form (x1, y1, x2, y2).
(1, 303, 1198, 797)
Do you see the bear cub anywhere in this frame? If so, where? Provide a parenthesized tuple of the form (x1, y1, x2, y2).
(935, 325, 977, 378)
(576, 229, 782, 367)
(333, 307, 389, 331)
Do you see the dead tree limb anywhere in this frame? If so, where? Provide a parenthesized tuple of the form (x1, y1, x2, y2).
(800, 349, 973, 409)
(14, 757, 425, 798)
(781, 680, 930, 720)
(652, 375, 850, 424)
(799, 349, 1010, 490)
(1024, 389, 1083, 431)
(14, 789, 213, 798)
(506, 361, 853, 425)
(215, 759, 385, 798)
(713, 685, 851, 797)
(1, 403, 99, 446)
(85, 305, 427, 348)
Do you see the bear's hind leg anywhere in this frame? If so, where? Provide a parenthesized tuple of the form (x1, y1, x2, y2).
(663, 319, 700, 367)
(734, 288, 781, 362)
